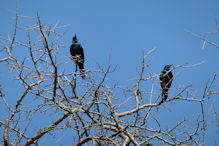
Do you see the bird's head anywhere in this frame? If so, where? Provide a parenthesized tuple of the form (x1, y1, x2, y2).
(72, 35, 78, 43)
(163, 64, 172, 70)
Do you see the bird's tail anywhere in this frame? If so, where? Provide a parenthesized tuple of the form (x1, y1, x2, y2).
(158, 89, 168, 105)
(78, 63, 86, 79)
(159, 89, 168, 105)
(79, 69, 86, 79)
(161, 89, 168, 100)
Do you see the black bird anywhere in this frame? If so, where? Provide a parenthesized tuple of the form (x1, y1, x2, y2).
(70, 35, 86, 79)
(159, 65, 173, 102)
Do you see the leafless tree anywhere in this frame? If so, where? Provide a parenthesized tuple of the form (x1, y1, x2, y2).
(0, 8, 218, 146)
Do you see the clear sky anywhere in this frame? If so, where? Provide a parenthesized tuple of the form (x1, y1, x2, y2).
(1, 0, 219, 145)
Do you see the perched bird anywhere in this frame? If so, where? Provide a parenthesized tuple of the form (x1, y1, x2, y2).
(70, 35, 86, 79)
(159, 65, 173, 102)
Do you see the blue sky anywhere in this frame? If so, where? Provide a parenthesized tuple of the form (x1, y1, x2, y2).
(1, 0, 219, 145)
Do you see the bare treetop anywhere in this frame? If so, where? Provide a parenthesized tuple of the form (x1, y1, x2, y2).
(0, 9, 218, 146)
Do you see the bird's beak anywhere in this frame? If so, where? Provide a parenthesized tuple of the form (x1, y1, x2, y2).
(170, 64, 174, 69)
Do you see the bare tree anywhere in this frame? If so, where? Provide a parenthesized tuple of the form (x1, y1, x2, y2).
(0, 8, 218, 146)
